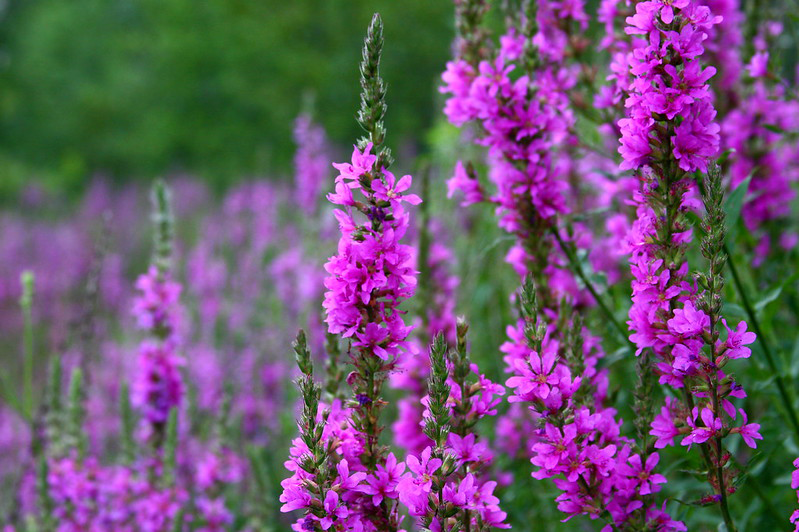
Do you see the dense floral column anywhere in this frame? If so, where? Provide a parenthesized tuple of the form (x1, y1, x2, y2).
(619, 2, 760, 529)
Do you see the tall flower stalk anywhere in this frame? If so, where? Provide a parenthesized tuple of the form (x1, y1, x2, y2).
(131, 180, 185, 449)
(282, 13, 421, 531)
(396, 330, 508, 530)
(620, 3, 760, 529)
(440, 2, 680, 528)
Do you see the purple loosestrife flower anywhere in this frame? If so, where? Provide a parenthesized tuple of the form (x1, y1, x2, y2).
(46, 455, 188, 531)
(443, 3, 679, 527)
(131, 341, 185, 427)
(280, 332, 376, 531)
(194, 448, 245, 531)
(293, 113, 331, 216)
(503, 282, 682, 530)
(620, 3, 759, 526)
(284, 15, 417, 531)
(440, 19, 575, 289)
(396, 332, 509, 530)
(722, 80, 799, 264)
(132, 266, 182, 339)
(322, 144, 418, 356)
(131, 182, 185, 447)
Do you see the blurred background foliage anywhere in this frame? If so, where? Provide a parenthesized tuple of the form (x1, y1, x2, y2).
(0, 0, 454, 196)
(0, 0, 796, 200)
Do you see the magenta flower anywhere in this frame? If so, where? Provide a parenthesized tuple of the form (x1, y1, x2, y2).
(506, 347, 559, 400)
(620, 452, 667, 495)
(667, 300, 710, 337)
(372, 170, 422, 208)
(332, 143, 376, 183)
(358, 453, 404, 506)
(731, 410, 762, 449)
(531, 423, 577, 471)
(650, 397, 682, 449)
(333, 460, 367, 492)
(319, 491, 349, 530)
(720, 319, 756, 359)
(447, 161, 484, 206)
(682, 407, 722, 448)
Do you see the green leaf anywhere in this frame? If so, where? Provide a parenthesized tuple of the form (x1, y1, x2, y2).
(763, 123, 786, 134)
(753, 270, 799, 313)
(754, 286, 783, 313)
(716, 148, 736, 167)
(724, 175, 751, 235)
(722, 302, 747, 320)
(790, 332, 799, 378)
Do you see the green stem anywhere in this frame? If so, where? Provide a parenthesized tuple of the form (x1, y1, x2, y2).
(724, 243, 799, 439)
(683, 390, 735, 530)
(23, 308, 33, 419)
(745, 466, 784, 524)
(549, 226, 632, 347)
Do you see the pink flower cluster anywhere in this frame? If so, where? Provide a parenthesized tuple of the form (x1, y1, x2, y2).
(723, 79, 799, 261)
(131, 266, 185, 434)
(323, 143, 420, 361)
(440, 24, 574, 277)
(131, 341, 185, 426)
(45, 447, 244, 532)
(442, 4, 681, 527)
(503, 322, 683, 529)
(293, 113, 331, 216)
(281, 400, 391, 531)
(618, 0, 721, 173)
(399, 362, 507, 529)
(623, 1, 761, 454)
(46, 454, 186, 531)
(194, 449, 246, 531)
(132, 265, 182, 338)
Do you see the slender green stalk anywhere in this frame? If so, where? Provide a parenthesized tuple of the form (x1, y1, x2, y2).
(151, 180, 174, 275)
(120, 381, 135, 465)
(45, 357, 63, 459)
(163, 408, 179, 486)
(20, 271, 35, 420)
(170, 507, 184, 532)
(549, 226, 632, 346)
(724, 243, 799, 440)
(36, 452, 53, 532)
(65, 369, 86, 459)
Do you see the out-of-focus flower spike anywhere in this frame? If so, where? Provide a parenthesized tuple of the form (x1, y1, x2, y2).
(454, 0, 491, 67)
(20, 270, 35, 421)
(44, 355, 64, 459)
(214, 381, 235, 449)
(521, 0, 539, 72)
(65, 368, 87, 460)
(151, 179, 174, 276)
